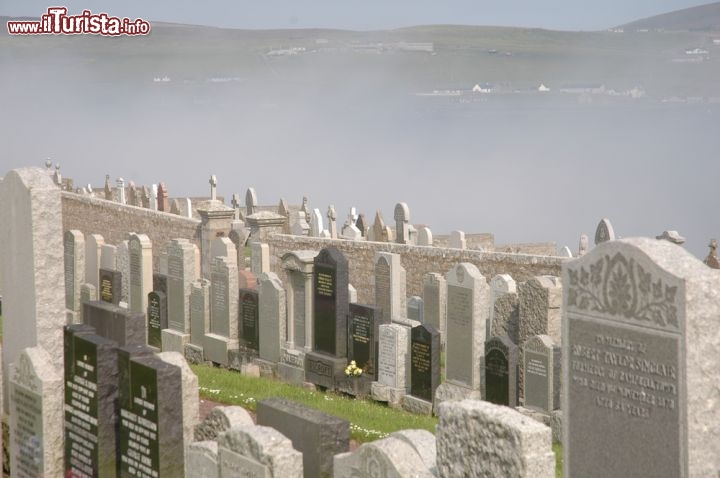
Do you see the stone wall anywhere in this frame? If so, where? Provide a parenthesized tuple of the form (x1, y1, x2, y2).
(61, 193, 201, 270)
(266, 234, 566, 304)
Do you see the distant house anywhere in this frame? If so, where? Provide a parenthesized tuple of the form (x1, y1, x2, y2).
(559, 83, 605, 94)
(472, 83, 494, 93)
(685, 48, 709, 55)
(397, 42, 434, 53)
(538, 83, 551, 92)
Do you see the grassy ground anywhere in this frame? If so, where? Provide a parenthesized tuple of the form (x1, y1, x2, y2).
(191, 362, 564, 475)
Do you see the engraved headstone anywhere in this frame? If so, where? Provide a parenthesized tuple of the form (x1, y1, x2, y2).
(147, 291, 167, 349)
(128, 234, 153, 314)
(594, 217, 615, 245)
(563, 238, 720, 477)
(217, 425, 302, 478)
(63, 325, 119, 477)
(258, 272, 286, 364)
(163, 239, 197, 352)
(312, 247, 349, 357)
(205, 257, 239, 366)
(393, 202, 410, 244)
(239, 289, 260, 350)
(422, 272, 447, 343)
(117, 348, 184, 478)
(348, 303, 377, 379)
(484, 335, 519, 407)
(489, 274, 519, 344)
(374, 252, 407, 323)
(523, 334, 560, 413)
(99, 268, 122, 305)
(410, 323, 441, 403)
(372, 323, 410, 404)
(407, 296, 424, 323)
(85, 234, 105, 290)
(9, 347, 64, 478)
(83, 300, 146, 347)
(245, 187, 257, 216)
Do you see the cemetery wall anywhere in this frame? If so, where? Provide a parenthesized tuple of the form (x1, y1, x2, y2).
(267, 234, 565, 303)
(61, 193, 201, 269)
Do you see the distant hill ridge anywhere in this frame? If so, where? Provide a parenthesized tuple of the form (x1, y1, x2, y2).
(619, 2, 720, 31)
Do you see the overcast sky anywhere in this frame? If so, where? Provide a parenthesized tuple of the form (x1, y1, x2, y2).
(1, 0, 714, 31)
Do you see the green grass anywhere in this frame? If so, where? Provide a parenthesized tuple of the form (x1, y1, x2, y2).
(554, 442, 563, 478)
(190, 363, 438, 442)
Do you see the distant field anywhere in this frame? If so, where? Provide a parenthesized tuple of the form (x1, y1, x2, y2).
(1, 22, 718, 97)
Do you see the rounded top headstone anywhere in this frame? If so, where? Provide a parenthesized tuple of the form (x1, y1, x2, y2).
(594, 218, 615, 245)
(394, 202, 410, 222)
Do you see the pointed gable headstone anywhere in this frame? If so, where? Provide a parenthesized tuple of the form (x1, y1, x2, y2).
(594, 217, 615, 245)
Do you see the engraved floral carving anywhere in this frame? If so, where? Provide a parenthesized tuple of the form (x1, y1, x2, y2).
(568, 252, 679, 330)
(12, 353, 39, 393)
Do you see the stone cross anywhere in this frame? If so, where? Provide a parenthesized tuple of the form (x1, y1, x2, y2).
(327, 205, 338, 239)
(209, 175, 217, 201)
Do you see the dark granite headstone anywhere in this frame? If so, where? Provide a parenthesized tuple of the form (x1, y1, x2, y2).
(239, 289, 259, 350)
(313, 247, 349, 357)
(83, 300, 146, 347)
(64, 324, 120, 477)
(484, 335, 519, 407)
(99, 268, 122, 305)
(117, 347, 184, 478)
(257, 398, 349, 478)
(348, 304, 377, 379)
(410, 323, 441, 403)
(147, 291, 167, 349)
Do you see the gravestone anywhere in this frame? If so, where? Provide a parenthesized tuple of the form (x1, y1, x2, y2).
(186, 441, 218, 478)
(157, 182, 169, 211)
(393, 202, 410, 244)
(402, 323, 441, 415)
(306, 247, 350, 389)
(147, 291, 168, 350)
(594, 217, 615, 245)
(63, 325, 119, 477)
(435, 263, 489, 407)
(257, 398, 349, 478)
(407, 296, 424, 323)
(258, 272, 286, 365)
(194, 406, 254, 442)
(9, 347, 64, 478)
(156, 351, 199, 454)
(312, 247, 349, 357)
(449, 230, 467, 249)
(64, 230, 85, 321)
(371, 210, 386, 243)
(437, 400, 555, 478)
(347, 303, 377, 380)
(422, 272, 447, 343)
(563, 238, 720, 477)
(187, 279, 210, 362)
(117, 348, 184, 478)
(117, 240, 130, 305)
(83, 300, 146, 347)
(162, 239, 197, 353)
(417, 226, 433, 246)
(311, 208, 324, 237)
(239, 289, 260, 351)
(99, 268, 122, 305)
(250, 242, 269, 276)
(205, 257, 239, 366)
(578, 233, 589, 256)
(334, 430, 436, 478)
(371, 323, 410, 405)
(489, 274, 520, 344)
(101, 244, 117, 271)
(152, 273, 167, 296)
(245, 187, 257, 216)
(523, 334, 560, 413)
(484, 335, 519, 407)
(0, 168, 68, 415)
(327, 205, 338, 239)
(218, 425, 302, 478)
(374, 252, 407, 323)
(85, 234, 105, 290)
(518, 275, 561, 400)
(128, 233, 153, 314)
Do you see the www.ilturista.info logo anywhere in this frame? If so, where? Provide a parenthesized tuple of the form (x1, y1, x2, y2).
(7, 7, 151, 35)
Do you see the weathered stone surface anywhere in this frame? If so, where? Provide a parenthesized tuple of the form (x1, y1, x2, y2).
(218, 425, 303, 478)
(563, 238, 720, 478)
(374, 252, 407, 323)
(83, 300, 146, 347)
(0, 168, 66, 412)
(194, 406, 254, 442)
(128, 233, 153, 314)
(437, 399, 555, 478)
(257, 397, 349, 478)
(157, 351, 199, 451)
(422, 272, 447, 343)
(258, 272, 286, 363)
(10, 346, 64, 478)
(64, 230, 85, 316)
(334, 432, 435, 478)
(186, 441, 219, 478)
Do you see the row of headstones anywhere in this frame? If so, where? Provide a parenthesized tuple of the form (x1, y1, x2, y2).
(8, 322, 197, 477)
(185, 397, 556, 478)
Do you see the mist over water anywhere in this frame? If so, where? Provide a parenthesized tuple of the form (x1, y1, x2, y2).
(1, 57, 718, 260)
